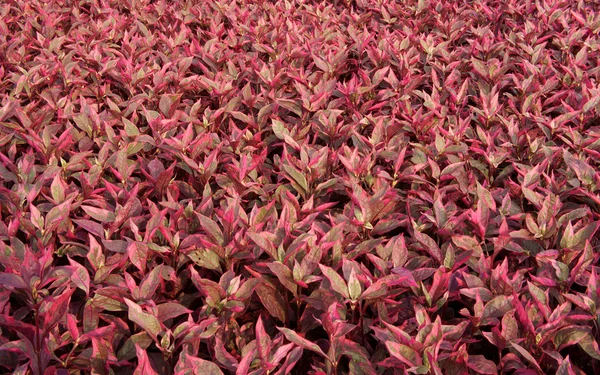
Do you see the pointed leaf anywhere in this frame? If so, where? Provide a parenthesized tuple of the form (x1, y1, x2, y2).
(467, 355, 498, 375)
(319, 265, 349, 299)
(277, 327, 327, 358)
(68, 257, 90, 295)
(255, 282, 287, 322)
(483, 295, 513, 319)
(133, 345, 159, 375)
(124, 298, 162, 338)
(156, 302, 192, 321)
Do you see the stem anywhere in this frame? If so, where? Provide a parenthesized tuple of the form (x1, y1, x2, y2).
(325, 344, 337, 375)
(163, 352, 173, 375)
(296, 299, 302, 332)
(62, 340, 79, 368)
(34, 304, 43, 375)
(360, 301, 366, 346)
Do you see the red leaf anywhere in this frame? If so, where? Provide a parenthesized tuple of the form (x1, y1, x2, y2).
(277, 327, 327, 358)
(156, 302, 192, 321)
(255, 315, 272, 364)
(128, 242, 148, 273)
(255, 282, 287, 322)
(318, 264, 349, 299)
(0, 273, 28, 290)
(41, 288, 75, 333)
(413, 229, 443, 264)
(467, 355, 498, 375)
(68, 257, 91, 295)
(133, 344, 159, 375)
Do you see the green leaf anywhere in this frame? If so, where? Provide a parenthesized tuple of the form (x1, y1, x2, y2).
(247, 231, 277, 260)
(552, 261, 569, 282)
(0, 273, 28, 289)
(319, 264, 349, 299)
(192, 272, 225, 305)
(272, 119, 289, 139)
(176, 350, 225, 375)
(255, 282, 287, 322)
(553, 327, 590, 349)
(521, 186, 541, 208)
(189, 249, 221, 271)
(278, 327, 328, 358)
(482, 295, 512, 319)
(156, 302, 192, 321)
(123, 117, 140, 136)
(583, 94, 600, 113)
(339, 338, 375, 372)
(128, 242, 148, 273)
(452, 235, 483, 256)
(139, 266, 163, 300)
(385, 341, 418, 367)
(81, 205, 116, 223)
(471, 58, 489, 78)
(560, 221, 576, 249)
(433, 196, 447, 228)
(413, 229, 443, 264)
(50, 174, 65, 203)
(73, 113, 93, 136)
(563, 150, 595, 185)
(572, 221, 600, 250)
(45, 198, 73, 233)
(124, 298, 162, 338)
(281, 163, 309, 195)
(159, 94, 175, 116)
(501, 311, 519, 342)
(68, 257, 90, 295)
(527, 282, 549, 317)
(578, 335, 600, 360)
(197, 214, 224, 246)
(510, 342, 542, 371)
(467, 355, 497, 375)
(93, 294, 127, 312)
(267, 262, 297, 295)
(348, 268, 362, 301)
(360, 279, 388, 300)
(556, 356, 575, 375)
(117, 332, 152, 361)
(115, 149, 129, 181)
(476, 181, 496, 211)
(300, 245, 322, 276)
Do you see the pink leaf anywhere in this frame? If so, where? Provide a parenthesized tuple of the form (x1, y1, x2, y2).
(467, 355, 498, 375)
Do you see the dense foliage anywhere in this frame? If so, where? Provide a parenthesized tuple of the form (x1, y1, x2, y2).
(1, 0, 600, 374)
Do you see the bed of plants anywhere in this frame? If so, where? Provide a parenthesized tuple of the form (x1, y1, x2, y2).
(0, 0, 599, 374)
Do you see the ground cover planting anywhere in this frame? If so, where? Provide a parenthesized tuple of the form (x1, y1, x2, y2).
(0, 0, 599, 374)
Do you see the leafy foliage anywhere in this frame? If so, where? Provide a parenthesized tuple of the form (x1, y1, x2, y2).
(0, 0, 599, 374)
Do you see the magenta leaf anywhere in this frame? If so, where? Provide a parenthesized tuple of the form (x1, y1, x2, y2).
(133, 344, 159, 375)
(255, 282, 287, 322)
(467, 355, 498, 375)
(1, 1, 599, 374)
(277, 327, 327, 358)
(318, 264, 349, 299)
(156, 302, 192, 322)
(67, 257, 91, 295)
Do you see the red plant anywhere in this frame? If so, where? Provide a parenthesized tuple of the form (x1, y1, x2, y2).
(0, 0, 599, 374)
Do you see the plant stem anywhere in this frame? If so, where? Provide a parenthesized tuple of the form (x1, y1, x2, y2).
(34, 304, 43, 375)
(296, 299, 302, 332)
(63, 340, 79, 368)
(360, 300, 366, 346)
